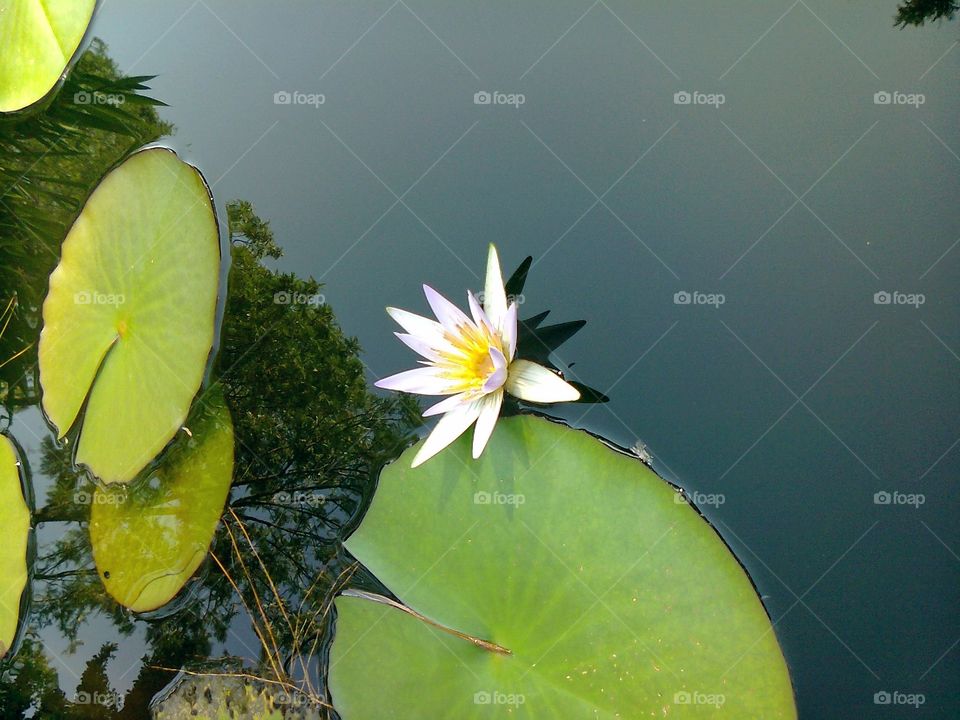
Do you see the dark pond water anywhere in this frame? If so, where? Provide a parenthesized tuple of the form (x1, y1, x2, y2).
(2, 2, 958, 718)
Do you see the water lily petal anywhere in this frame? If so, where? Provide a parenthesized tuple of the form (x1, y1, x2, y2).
(502, 301, 518, 360)
(483, 346, 508, 393)
(472, 390, 503, 459)
(483, 244, 508, 331)
(467, 290, 493, 332)
(483, 368, 507, 393)
(490, 345, 507, 371)
(423, 392, 471, 417)
(412, 400, 484, 468)
(505, 360, 581, 403)
(386, 307, 446, 345)
(424, 285, 473, 334)
(395, 332, 443, 362)
(375, 367, 456, 396)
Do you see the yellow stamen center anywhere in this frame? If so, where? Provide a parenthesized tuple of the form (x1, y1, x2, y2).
(436, 322, 505, 393)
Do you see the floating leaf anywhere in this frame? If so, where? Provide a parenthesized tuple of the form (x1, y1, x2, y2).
(155, 675, 321, 720)
(0, 435, 30, 659)
(0, 0, 97, 113)
(39, 147, 221, 483)
(89, 388, 234, 613)
(330, 415, 795, 718)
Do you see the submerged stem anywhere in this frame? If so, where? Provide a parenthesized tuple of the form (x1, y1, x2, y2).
(343, 589, 512, 656)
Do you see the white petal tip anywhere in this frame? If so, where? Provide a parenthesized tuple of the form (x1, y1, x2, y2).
(505, 360, 582, 404)
(545, 380, 580, 402)
(411, 442, 443, 468)
(410, 443, 433, 468)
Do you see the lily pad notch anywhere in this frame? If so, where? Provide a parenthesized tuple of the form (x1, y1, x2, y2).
(39, 146, 222, 484)
(329, 415, 797, 718)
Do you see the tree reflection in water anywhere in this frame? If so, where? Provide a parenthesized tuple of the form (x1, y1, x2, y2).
(0, 42, 420, 719)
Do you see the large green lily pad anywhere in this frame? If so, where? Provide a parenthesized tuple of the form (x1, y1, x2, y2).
(329, 415, 796, 718)
(0, 0, 97, 113)
(0, 435, 30, 659)
(89, 388, 234, 613)
(39, 147, 221, 484)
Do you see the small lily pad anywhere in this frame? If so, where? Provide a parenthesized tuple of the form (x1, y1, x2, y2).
(0, 0, 97, 113)
(329, 415, 796, 718)
(89, 388, 234, 613)
(0, 435, 30, 659)
(39, 147, 221, 483)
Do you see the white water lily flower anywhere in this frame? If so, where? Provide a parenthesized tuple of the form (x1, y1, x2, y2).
(376, 244, 580, 467)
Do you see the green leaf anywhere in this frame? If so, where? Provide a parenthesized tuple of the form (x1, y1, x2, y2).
(0, 0, 97, 113)
(504, 256, 532, 299)
(155, 675, 320, 720)
(517, 319, 586, 365)
(518, 309, 549, 332)
(0, 435, 30, 659)
(89, 388, 234, 613)
(117, 94, 168, 108)
(329, 415, 795, 718)
(38, 147, 221, 483)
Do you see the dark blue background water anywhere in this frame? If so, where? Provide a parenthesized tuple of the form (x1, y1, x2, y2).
(11, 2, 959, 717)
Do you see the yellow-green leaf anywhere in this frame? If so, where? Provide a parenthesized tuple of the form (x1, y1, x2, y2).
(89, 388, 234, 613)
(0, 0, 97, 113)
(39, 147, 221, 483)
(0, 435, 30, 659)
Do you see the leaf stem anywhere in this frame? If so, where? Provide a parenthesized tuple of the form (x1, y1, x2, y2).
(343, 589, 512, 656)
